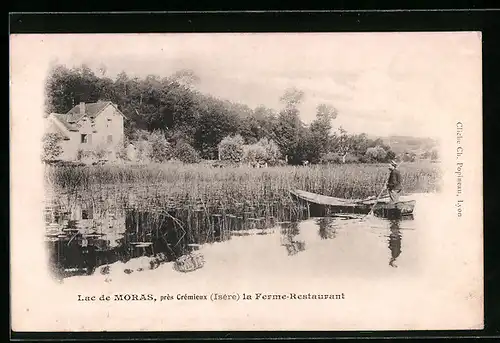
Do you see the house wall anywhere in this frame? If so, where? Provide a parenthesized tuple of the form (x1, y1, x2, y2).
(64, 131, 84, 160)
(45, 118, 78, 161)
(92, 105, 124, 149)
(57, 104, 125, 161)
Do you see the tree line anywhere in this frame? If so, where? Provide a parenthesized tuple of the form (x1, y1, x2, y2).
(45, 64, 401, 165)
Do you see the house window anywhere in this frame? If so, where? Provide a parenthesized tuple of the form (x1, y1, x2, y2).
(107, 118, 112, 128)
(107, 135, 113, 143)
(81, 208, 93, 220)
(81, 134, 92, 144)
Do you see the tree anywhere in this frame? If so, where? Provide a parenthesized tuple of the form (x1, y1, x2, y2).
(45, 64, 105, 114)
(336, 126, 350, 163)
(306, 103, 338, 163)
(239, 105, 279, 144)
(169, 69, 200, 89)
(47, 63, 409, 166)
(315, 103, 338, 122)
(274, 88, 307, 164)
(96, 77, 115, 101)
(42, 133, 63, 161)
(279, 87, 305, 109)
(194, 96, 241, 159)
(45, 65, 72, 114)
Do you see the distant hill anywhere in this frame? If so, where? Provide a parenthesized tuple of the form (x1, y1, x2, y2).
(368, 135, 439, 156)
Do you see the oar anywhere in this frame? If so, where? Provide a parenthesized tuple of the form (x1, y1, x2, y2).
(361, 185, 387, 221)
(332, 185, 387, 226)
(344, 194, 390, 204)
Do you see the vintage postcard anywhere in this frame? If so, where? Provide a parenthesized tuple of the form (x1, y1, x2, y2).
(10, 32, 483, 332)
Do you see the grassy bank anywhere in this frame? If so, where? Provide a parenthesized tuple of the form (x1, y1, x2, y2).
(45, 162, 441, 207)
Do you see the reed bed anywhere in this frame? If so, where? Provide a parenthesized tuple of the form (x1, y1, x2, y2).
(45, 162, 441, 209)
(45, 161, 441, 275)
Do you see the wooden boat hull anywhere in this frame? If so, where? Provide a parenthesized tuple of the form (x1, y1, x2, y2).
(290, 189, 416, 219)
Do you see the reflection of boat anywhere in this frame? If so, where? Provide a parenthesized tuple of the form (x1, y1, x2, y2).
(280, 221, 306, 256)
(290, 189, 416, 218)
(280, 233, 305, 256)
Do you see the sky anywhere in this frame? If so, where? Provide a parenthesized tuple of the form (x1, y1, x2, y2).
(12, 32, 482, 138)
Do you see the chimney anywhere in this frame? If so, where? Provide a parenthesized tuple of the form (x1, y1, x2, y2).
(79, 102, 85, 114)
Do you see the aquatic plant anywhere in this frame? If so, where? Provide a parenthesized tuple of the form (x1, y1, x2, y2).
(45, 162, 441, 204)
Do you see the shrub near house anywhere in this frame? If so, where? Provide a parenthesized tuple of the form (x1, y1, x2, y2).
(44, 101, 126, 162)
(42, 133, 64, 162)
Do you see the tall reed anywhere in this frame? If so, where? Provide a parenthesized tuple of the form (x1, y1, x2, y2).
(45, 162, 441, 210)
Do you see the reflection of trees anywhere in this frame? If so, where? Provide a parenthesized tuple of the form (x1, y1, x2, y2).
(316, 217, 337, 240)
(280, 222, 306, 256)
(388, 219, 402, 267)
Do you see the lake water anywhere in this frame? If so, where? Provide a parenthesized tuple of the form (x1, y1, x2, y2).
(44, 191, 433, 281)
(30, 190, 485, 332)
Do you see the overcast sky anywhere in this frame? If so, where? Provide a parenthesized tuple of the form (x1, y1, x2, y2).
(13, 32, 482, 138)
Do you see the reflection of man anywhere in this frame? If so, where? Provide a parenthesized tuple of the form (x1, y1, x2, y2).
(387, 160, 402, 203)
(388, 220, 402, 268)
(317, 217, 336, 240)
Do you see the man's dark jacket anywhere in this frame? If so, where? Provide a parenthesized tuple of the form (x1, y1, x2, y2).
(387, 169, 402, 191)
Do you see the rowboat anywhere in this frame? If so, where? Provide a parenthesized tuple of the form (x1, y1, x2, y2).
(290, 189, 416, 218)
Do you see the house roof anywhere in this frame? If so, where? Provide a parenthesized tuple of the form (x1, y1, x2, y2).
(66, 101, 114, 122)
(45, 115, 72, 139)
(48, 101, 126, 135)
(51, 113, 78, 131)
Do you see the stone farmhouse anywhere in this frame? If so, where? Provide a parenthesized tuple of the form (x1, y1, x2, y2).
(45, 101, 126, 161)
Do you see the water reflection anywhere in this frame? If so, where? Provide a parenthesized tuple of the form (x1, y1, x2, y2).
(316, 217, 337, 240)
(279, 222, 306, 256)
(388, 219, 402, 268)
(45, 195, 306, 279)
(45, 204, 211, 279)
(45, 193, 416, 279)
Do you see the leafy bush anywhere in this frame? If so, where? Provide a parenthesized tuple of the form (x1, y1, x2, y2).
(42, 133, 63, 161)
(319, 152, 342, 164)
(242, 138, 282, 164)
(148, 130, 171, 163)
(401, 151, 417, 162)
(256, 138, 281, 163)
(115, 138, 129, 161)
(134, 140, 153, 163)
(172, 141, 200, 164)
(76, 149, 84, 161)
(365, 146, 387, 162)
(218, 135, 244, 162)
(243, 144, 266, 163)
(343, 154, 360, 163)
(94, 145, 108, 160)
(76, 149, 100, 164)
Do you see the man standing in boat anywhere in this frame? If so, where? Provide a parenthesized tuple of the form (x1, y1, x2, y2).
(387, 160, 402, 203)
